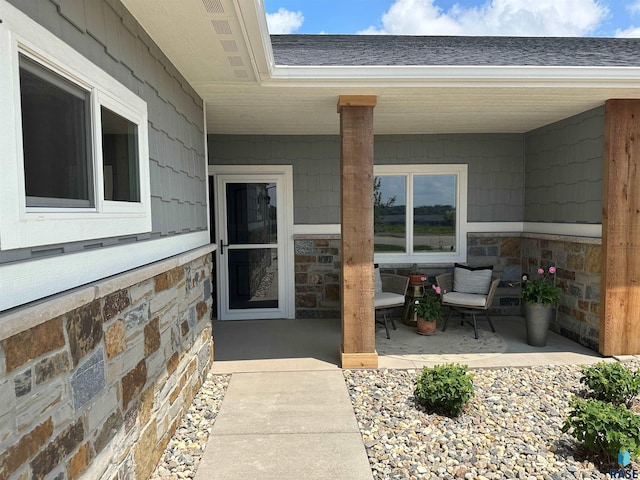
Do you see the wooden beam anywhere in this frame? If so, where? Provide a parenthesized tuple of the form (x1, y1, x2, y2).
(337, 95, 377, 113)
(601, 99, 640, 356)
(338, 96, 378, 369)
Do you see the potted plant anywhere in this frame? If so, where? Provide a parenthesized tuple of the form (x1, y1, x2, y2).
(408, 263, 426, 286)
(414, 285, 443, 335)
(520, 266, 562, 346)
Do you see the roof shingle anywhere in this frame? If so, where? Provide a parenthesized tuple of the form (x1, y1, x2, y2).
(270, 35, 640, 67)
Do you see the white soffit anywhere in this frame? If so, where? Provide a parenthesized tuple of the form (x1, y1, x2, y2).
(123, 0, 640, 135)
(122, 0, 259, 84)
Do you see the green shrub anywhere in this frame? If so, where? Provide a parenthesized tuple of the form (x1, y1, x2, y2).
(415, 363, 474, 417)
(580, 361, 640, 405)
(562, 397, 640, 462)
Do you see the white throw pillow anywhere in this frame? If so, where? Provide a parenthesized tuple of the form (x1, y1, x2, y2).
(453, 267, 492, 294)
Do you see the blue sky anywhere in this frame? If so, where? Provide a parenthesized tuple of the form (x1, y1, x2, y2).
(264, 0, 640, 37)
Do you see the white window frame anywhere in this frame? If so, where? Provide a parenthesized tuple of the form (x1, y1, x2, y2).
(374, 164, 468, 264)
(0, 3, 151, 250)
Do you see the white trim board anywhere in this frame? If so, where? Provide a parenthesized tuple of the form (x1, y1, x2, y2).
(292, 222, 601, 238)
(522, 222, 601, 238)
(0, 243, 215, 340)
(0, 231, 210, 312)
(293, 224, 341, 235)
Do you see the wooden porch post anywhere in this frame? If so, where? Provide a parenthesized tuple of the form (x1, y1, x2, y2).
(601, 99, 640, 356)
(337, 95, 378, 368)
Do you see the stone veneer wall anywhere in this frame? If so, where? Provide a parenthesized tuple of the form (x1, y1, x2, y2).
(521, 234, 601, 351)
(292, 232, 602, 352)
(293, 233, 523, 319)
(0, 252, 213, 480)
(294, 237, 341, 318)
(378, 234, 523, 316)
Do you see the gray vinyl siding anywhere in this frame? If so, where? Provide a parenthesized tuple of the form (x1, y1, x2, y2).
(208, 135, 341, 224)
(376, 134, 525, 223)
(209, 133, 525, 224)
(2, 0, 207, 264)
(524, 107, 604, 224)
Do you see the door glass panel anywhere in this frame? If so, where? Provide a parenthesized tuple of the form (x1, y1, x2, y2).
(228, 248, 278, 309)
(226, 183, 277, 244)
(413, 175, 457, 252)
(374, 176, 406, 253)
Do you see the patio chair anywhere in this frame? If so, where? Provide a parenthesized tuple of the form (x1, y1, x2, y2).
(436, 265, 500, 339)
(374, 266, 409, 339)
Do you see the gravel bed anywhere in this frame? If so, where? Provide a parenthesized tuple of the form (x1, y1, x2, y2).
(345, 362, 640, 480)
(150, 373, 230, 480)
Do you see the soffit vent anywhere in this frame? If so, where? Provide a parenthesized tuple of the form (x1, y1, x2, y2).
(202, 0, 224, 13)
(212, 19, 232, 35)
(220, 40, 239, 52)
(228, 56, 244, 66)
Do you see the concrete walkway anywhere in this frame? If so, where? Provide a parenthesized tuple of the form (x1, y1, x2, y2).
(194, 316, 610, 479)
(194, 370, 373, 480)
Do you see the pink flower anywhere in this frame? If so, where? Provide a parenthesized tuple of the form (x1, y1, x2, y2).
(537, 268, 544, 275)
(549, 266, 556, 274)
(432, 285, 441, 295)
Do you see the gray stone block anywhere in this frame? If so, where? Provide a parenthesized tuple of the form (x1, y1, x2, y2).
(14, 368, 32, 398)
(71, 348, 106, 410)
(295, 240, 313, 255)
(125, 303, 150, 333)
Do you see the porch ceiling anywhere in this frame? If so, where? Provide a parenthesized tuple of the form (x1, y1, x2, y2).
(123, 0, 640, 135)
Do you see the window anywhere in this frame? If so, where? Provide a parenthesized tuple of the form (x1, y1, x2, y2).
(0, 5, 151, 250)
(101, 106, 140, 202)
(20, 55, 93, 208)
(374, 165, 467, 264)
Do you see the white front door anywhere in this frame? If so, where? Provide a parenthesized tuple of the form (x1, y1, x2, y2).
(210, 166, 294, 320)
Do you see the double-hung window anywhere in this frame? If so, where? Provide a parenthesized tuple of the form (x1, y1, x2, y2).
(0, 5, 151, 250)
(374, 164, 468, 264)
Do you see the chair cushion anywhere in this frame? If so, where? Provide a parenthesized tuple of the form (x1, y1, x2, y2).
(374, 266, 383, 293)
(374, 291, 405, 308)
(442, 291, 487, 307)
(453, 267, 492, 294)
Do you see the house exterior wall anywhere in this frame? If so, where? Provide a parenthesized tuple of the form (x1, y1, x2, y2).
(522, 106, 604, 350)
(524, 106, 604, 224)
(521, 234, 601, 350)
(0, 250, 213, 480)
(208, 133, 524, 224)
(208, 135, 341, 225)
(0, 1, 216, 478)
(1, 0, 208, 266)
(209, 133, 524, 318)
(375, 134, 525, 223)
(295, 237, 341, 318)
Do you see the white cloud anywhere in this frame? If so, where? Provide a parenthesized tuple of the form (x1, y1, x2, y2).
(628, 0, 640, 15)
(359, 0, 608, 36)
(266, 7, 304, 34)
(615, 25, 640, 37)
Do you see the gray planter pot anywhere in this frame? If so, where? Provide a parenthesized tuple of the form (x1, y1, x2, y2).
(524, 302, 554, 347)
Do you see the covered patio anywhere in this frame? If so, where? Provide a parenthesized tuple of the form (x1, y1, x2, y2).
(209, 315, 607, 374)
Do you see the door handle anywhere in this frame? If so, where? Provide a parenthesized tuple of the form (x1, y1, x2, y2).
(219, 239, 228, 254)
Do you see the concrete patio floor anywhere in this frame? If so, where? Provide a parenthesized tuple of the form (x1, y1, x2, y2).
(210, 315, 608, 374)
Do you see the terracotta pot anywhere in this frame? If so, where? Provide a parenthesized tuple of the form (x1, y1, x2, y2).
(416, 317, 437, 336)
(408, 274, 425, 285)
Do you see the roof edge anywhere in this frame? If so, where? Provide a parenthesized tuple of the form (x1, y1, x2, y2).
(267, 65, 640, 88)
